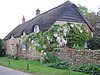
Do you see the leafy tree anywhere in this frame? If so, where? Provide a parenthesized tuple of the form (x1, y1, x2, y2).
(78, 4, 89, 15)
(0, 39, 3, 49)
(0, 39, 5, 56)
(78, 4, 100, 36)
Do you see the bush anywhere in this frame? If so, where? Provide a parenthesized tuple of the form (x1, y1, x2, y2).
(72, 64, 100, 75)
(0, 48, 6, 57)
(0, 39, 3, 48)
(67, 23, 89, 48)
(44, 52, 70, 70)
(87, 36, 100, 50)
(0, 39, 5, 57)
(44, 52, 60, 63)
(47, 61, 70, 70)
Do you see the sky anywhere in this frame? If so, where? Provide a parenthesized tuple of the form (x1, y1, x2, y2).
(0, 0, 100, 39)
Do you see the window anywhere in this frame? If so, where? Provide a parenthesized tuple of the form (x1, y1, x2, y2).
(34, 25, 40, 33)
(11, 35, 14, 39)
(23, 31, 26, 36)
(22, 44, 26, 50)
(21, 31, 26, 37)
(11, 44, 14, 50)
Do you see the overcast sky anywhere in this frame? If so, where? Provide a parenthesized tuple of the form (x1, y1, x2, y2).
(0, 0, 100, 39)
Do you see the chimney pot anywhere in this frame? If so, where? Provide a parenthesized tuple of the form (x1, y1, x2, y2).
(36, 9, 40, 16)
(22, 15, 25, 24)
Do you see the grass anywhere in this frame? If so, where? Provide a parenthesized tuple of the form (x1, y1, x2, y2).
(0, 57, 89, 75)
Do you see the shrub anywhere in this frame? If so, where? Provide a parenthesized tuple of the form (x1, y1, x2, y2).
(43, 52, 70, 70)
(87, 36, 100, 50)
(44, 52, 60, 63)
(72, 64, 100, 75)
(47, 61, 70, 70)
(67, 23, 89, 48)
(0, 48, 6, 57)
(0, 39, 5, 57)
(0, 39, 3, 48)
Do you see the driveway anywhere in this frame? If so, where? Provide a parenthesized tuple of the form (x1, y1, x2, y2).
(0, 66, 33, 75)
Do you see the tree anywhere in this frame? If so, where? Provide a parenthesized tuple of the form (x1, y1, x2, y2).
(0, 39, 5, 56)
(0, 39, 3, 49)
(78, 4, 89, 15)
(78, 4, 95, 26)
(78, 4, 100, 36)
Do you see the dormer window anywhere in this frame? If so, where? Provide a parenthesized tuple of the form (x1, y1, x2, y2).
(11, 35, 14, 39)
(34, 25, 40, 33)
(21, 31, 26, 37)
(23, 31, 26, 36)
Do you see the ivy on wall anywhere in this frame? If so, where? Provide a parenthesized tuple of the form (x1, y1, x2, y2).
(23, 22, 89, 51)
(67, 23, 89, 48)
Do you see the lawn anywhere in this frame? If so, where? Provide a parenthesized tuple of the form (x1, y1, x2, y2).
(0, 57, 89, 75)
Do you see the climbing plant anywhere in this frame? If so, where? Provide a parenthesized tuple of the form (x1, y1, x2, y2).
(67, 23, 89, 48)
(23, 23, 89, 51)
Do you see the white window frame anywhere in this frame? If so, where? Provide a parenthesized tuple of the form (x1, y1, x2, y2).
(22, 44, 26, 50)
(11, 44, 14, 50)
(21, 31, 26, 37)
(11, 35, 14, 39)
(34, 25, 40, 33)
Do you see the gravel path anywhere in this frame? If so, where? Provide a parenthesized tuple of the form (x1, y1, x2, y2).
(0, 66, 33, 75)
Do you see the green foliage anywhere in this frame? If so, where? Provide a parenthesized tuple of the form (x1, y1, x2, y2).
(23, 23, 89, 51)
(0, 39, 3, 49)
(67, 23, 89, 48)
(23, 24, 67, 51)
(44, 52, 70, 70)
(0, 39, 5, 57)
(0, 57, 89, 75)
(87, 36, 100, 50)
(72, 64, 100, 75)
(78, 4, 89, 15)
(72, 44, 80, 49)
(47, 61, 70, 70)
(78, 4, 100, 36)
(44, 52, 60, 63)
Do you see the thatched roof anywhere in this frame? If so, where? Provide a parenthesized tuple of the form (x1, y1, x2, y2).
(4, 1, 93, 40)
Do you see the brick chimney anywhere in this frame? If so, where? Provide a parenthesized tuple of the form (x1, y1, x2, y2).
(22, 15, 25, 24)
(36, 9, 40, 16)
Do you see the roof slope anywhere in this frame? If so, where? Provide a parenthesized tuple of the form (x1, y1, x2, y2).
(4, 1, 93, 40)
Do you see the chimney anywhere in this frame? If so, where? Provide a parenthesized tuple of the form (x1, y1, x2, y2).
(22, 15, 25, 24)
(36, 9, 40, 16)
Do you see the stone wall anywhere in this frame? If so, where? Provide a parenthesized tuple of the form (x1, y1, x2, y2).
(4, 37, 41, 60)
(20, 48, 41, 60)
(55, 48, 100, 65)
(4, 37, 22, 56)
(5, 36, 100, 63)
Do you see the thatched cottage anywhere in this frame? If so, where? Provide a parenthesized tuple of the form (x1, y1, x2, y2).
(4, 1, 93, 59)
